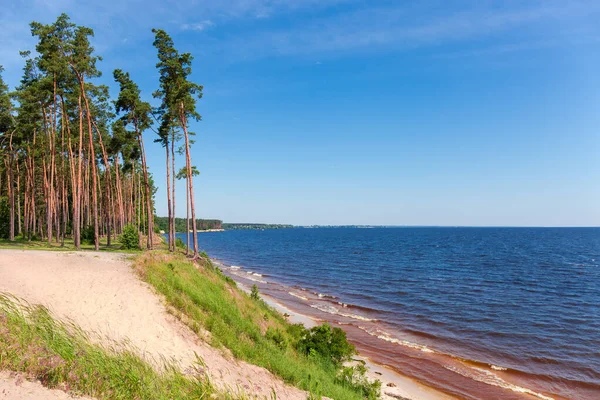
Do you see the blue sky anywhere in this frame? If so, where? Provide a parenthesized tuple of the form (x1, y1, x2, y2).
(1, 0, 599, 226)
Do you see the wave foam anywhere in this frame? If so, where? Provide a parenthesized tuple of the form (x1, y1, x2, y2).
(358, 326, 434, 353)
(443, 365, 554, 400)
(288, 292, 309, 301)
(310, 304, 377, 322)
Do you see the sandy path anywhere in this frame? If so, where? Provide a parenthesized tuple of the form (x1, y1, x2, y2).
(0, 249, 307, 400)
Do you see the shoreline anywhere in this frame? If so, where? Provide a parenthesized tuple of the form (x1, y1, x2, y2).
(213, 259, 454, 400)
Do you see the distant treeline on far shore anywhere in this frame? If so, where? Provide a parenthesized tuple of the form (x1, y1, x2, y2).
(155, 217, 223, 232)
(154, 217, 294, 232)
(223, 223, 294, 230)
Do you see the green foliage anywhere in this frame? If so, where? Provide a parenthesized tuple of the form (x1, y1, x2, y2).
(135, 252, 380, 400)
(152, 29, 203, 123)
(119, 224, 140, 250)
(222, 223, 294, 230)
(266, 327, 287, 350)
(175, 237, 186, 249)
(250, 284, 260, 301)
(81, 225, 95, 245)
(113, 69, 152, 133)
(154, 217, 222, 232)
(297, 324, 356, 365)
(0, 65, 14, 134)
(0, 197, 9, 239)
(336, 364, 382, 400)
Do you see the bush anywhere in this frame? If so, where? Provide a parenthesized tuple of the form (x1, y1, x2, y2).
(81, 225, 95, 244)
(250, 284, 260, 300)
(0, 197, 9, 239)
(265, 327, 287, 350)
(336, 364, 381, 400)
(175, 237, 186, 249)
(297, 324, 355, 365)
(120, 224, 140, 250)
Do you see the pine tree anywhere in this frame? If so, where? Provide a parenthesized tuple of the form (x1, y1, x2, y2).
(152, 29, 203, 258)
(113, 69, 154, 249)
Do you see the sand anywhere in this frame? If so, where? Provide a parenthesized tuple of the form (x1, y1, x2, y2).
(0, 371, 92, 400)
(0, 249, 308, 400)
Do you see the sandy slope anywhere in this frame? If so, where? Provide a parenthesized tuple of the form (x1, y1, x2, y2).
(0, 371, 92, 399)
(0, 249, 307, 400)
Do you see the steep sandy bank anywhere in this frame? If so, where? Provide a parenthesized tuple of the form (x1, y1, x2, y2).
(0, 249, 307, 399)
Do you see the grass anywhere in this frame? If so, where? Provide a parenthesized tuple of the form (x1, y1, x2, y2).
(0, 293, 245, 400)
(0, 235, 145, 253)
(134, 251, 380, 400)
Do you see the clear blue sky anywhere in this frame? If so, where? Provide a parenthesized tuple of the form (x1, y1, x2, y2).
(2, 1, 599, 226)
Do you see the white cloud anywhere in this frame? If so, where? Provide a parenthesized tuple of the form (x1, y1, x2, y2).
(181, 20, 215, 32)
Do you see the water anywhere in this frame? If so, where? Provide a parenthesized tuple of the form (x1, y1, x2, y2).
(180, 227, 600, 400)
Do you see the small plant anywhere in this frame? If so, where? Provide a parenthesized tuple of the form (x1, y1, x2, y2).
(120, 224, 140, 250)
(297, 324, 355, 365)
(265, 327, 287, 350)
(250, 284, 260, 300)
(175, 237, 186, 249)
(81, 225, 95, 244)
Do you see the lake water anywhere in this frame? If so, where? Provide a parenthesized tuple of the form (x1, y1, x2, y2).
(179, 227, 599, 400)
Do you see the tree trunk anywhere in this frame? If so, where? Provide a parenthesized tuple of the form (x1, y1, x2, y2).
(171, 130, 176, 251)
(81, 84, 99, 251)
(136, 121, 153, 249)
(74, 95, 84, 249)
(186, 175, 190, 256)
(165, 142, 173, 251)
(179, 106, 198, 257)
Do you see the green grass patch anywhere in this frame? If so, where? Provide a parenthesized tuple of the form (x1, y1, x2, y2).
(0, 235, 145, 253)
(0, 293, 242, 400)
(134, 252, 381, 400)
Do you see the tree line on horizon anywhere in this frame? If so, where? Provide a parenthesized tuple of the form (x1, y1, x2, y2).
(0, 13, 204, 257)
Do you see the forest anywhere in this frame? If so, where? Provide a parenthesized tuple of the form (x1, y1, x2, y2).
(0, 14, 204, 256)
(154, 217, 222, 232)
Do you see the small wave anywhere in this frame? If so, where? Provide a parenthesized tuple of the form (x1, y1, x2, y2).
(310, 304, 377, 322)
(247, 276, 267, 283)
(288, 292, 309, 301)
(358, 326, 434, 353)
(491, 365, 507, 371)
(253, 273, 263, 277)
(230, 266, 241, 270)
(239, 272, 266, 283)
(443, 365, 554, 400)
(317, 293, 338, 299)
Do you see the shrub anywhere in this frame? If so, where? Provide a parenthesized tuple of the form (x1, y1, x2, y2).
(175, 237, 186, 249)
(265, 327, 287, 350)
(297, 324, 355, 364)
(81, 225, 95, 244)
(250, 284, 260, 300)
(336, 365, 381, 400)
(120, 224, 140, 250)
(0, 197, 9, 239)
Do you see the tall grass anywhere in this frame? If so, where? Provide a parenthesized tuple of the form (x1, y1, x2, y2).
(0, 293, 239, 400)
(134, 252, 380, 400)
